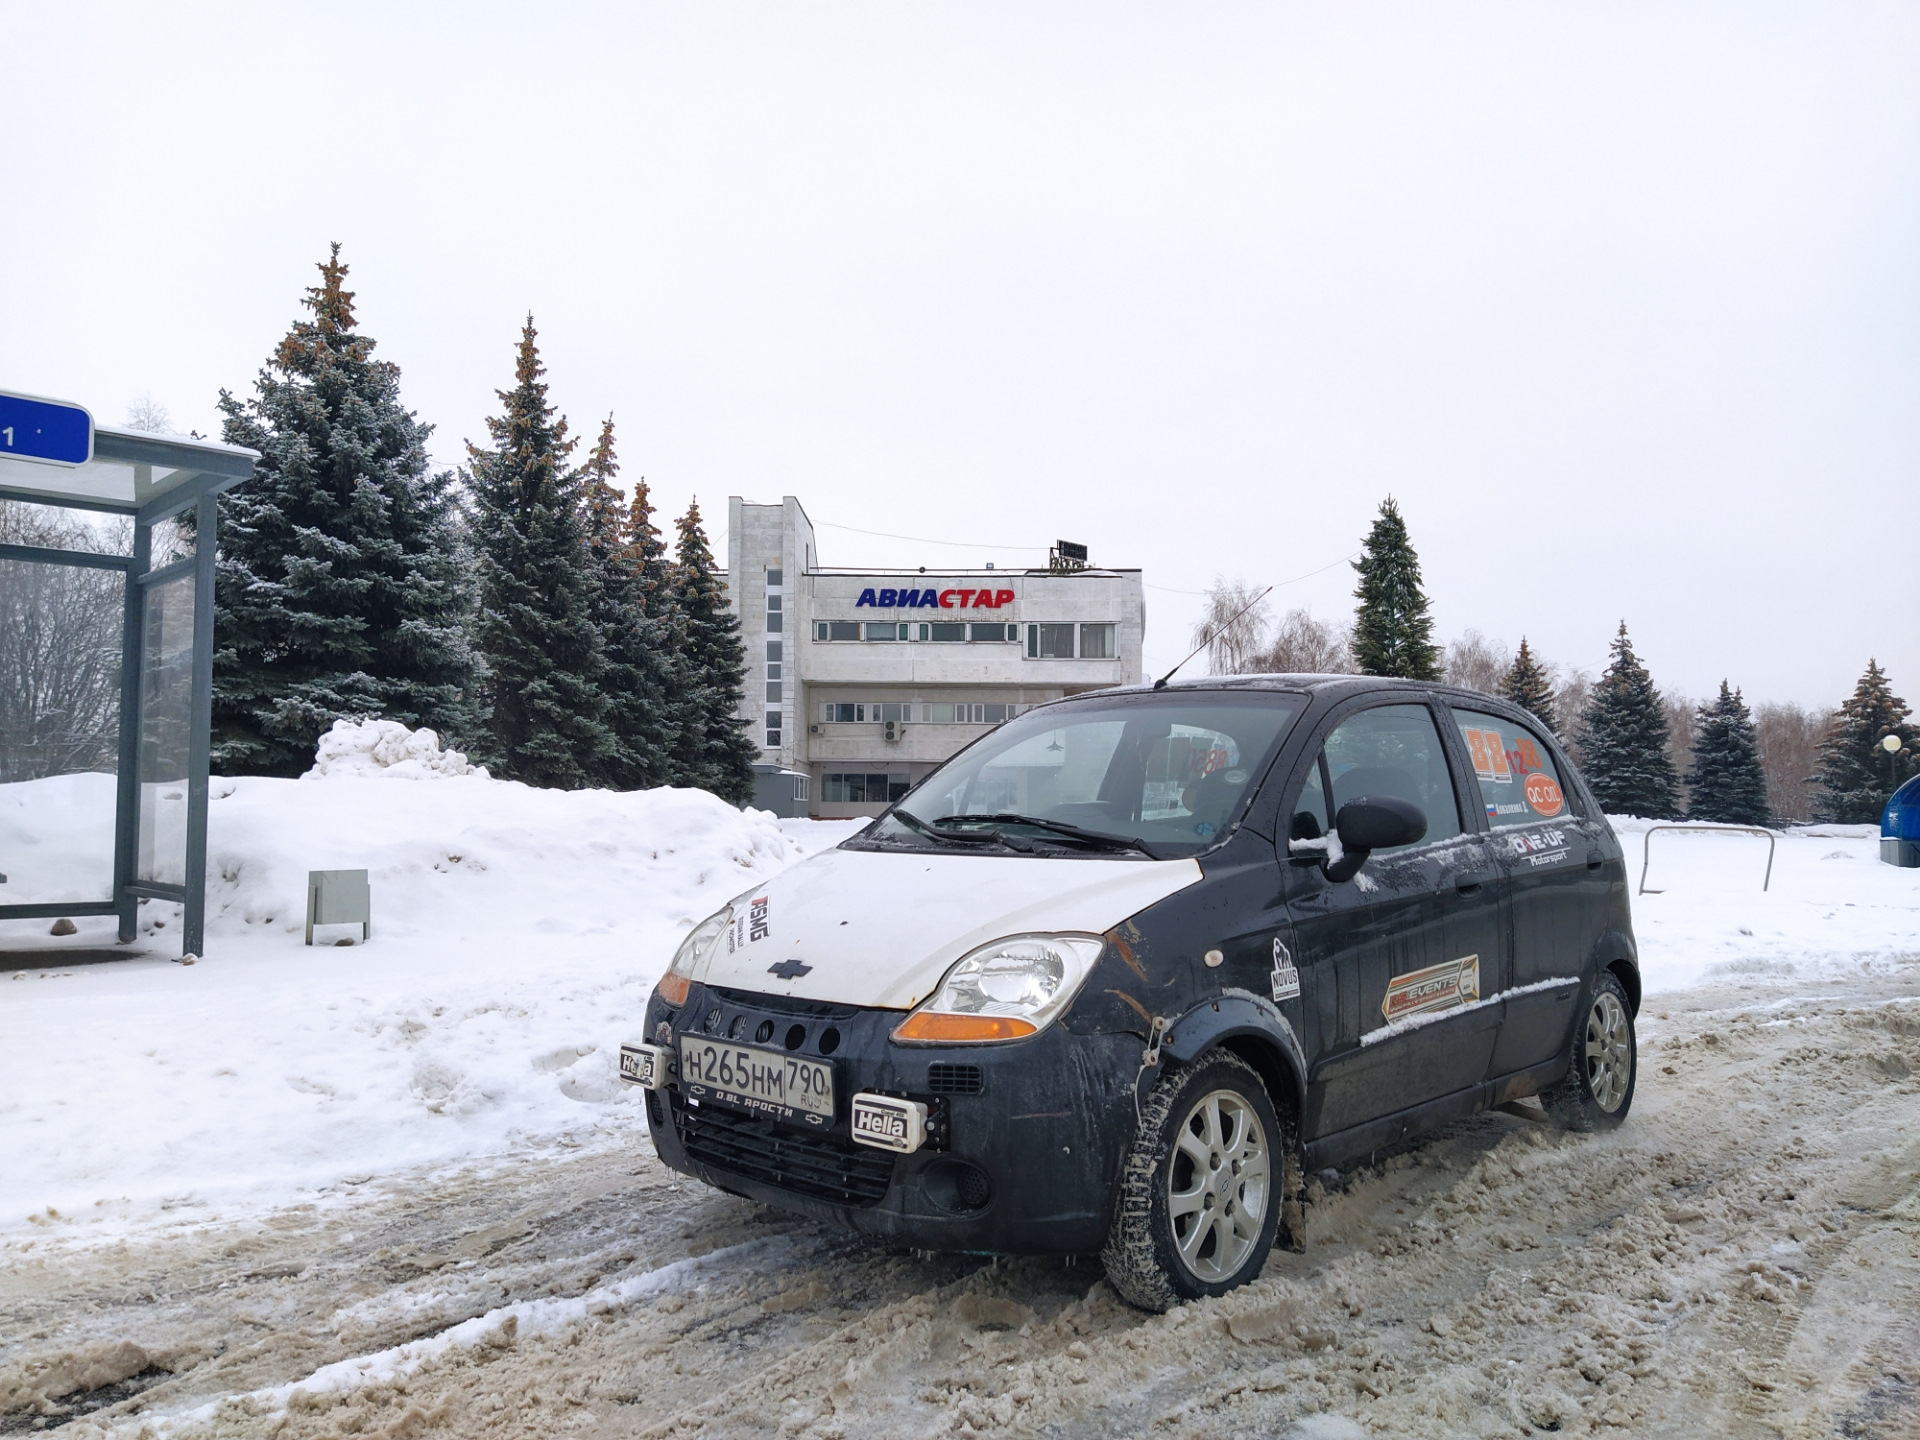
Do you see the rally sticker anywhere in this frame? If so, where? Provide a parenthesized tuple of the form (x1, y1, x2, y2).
(1381, 954, 1480, 1023)
(1524, 772, 1564, 817)
(728, 895, 772, 952)
(1271, 938, 1301, 1002)
(1465, 728, 1512, 783)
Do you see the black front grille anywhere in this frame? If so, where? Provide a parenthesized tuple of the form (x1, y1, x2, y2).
(710, 987, 858, 1020)
(927, 1063, 984, 1095)
(673, 1097, 894, 1207)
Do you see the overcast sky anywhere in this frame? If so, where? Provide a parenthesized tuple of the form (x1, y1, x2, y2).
(5, 3, 1917, 707)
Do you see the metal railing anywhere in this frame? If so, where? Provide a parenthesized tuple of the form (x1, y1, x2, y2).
(1638, 823, 1778, 896)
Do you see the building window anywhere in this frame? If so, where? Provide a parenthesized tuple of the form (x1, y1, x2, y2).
(766, 593, 782, 611)
(928, 623, 967, 642)
(865, 622, 905, 641)
(817, 620, 860, 641)
(766, 681, 782, 703)
(766, 729, 781, 747)
(970, 623, 1016, 642)
(1079, 623, 1115, 659)
(793, 774, 808, 801)
(767, 568, 783, 587)
(766, 610, 783, 633)
(1029, 623, 1076, 658)
(767, 640, 782, 661)
(767, 662, 781, 680)
(822, 772, 912, 804)
(915, 702, 1014, 724)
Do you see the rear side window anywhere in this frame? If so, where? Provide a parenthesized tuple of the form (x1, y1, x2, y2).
(1451, 708, 1568, 826)
(1292, 703, 1463, 850)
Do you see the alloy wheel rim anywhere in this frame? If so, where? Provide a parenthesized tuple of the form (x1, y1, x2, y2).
(1167, 1088, 1271, 1282)
(1584, 991, 1632, 1112)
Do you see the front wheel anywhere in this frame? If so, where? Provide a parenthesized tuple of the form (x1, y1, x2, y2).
(1101, 1049, 1285, 1312)
(1544, 971, 1637, 1131)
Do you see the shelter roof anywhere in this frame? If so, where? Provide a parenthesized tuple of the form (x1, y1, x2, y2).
(0, 426, 258, 522)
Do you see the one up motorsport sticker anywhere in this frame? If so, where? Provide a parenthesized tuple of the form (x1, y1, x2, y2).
(726, 895, 773, 952)
(1504, 828, 1570, 867)
(1381, 954, 1480, 1023)
(1270, 938, 1301, 1002)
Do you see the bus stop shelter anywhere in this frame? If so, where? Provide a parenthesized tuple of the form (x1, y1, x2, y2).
(0, 392, 257, 958)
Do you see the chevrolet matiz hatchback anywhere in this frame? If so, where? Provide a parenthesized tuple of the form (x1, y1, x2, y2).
(621, 676, 1640, 1310)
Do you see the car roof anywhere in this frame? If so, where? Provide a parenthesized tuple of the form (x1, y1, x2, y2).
(1080, 673, 1539, 716)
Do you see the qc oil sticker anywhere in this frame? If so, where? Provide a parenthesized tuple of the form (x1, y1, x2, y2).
(1524, 772, 1565, 817)
(1381, 954, 1481, 1023)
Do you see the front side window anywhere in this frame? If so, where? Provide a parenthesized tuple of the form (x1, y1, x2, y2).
(1079, 623, 1115, 659)
(1291, 703, 1463, 850)
(868, 691, 1305, 856)
(1451, 708, 1568, 826)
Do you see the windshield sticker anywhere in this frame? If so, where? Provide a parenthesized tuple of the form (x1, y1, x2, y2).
(1382, 954, 1480, 1023)
(1271, 938, 1301, 1002)
(1487, 801, 1527, 818)
(1195, 822, 1216, 838)
(1524, 772, 1565, 817)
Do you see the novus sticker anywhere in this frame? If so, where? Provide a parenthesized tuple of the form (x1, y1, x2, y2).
(1382, 954, 1480, 1023)
(1270, 938, 1301, 1002)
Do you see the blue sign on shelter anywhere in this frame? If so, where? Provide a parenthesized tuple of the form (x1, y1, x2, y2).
(0, 390, 94, 466)
(1885, 775, 1920, 868)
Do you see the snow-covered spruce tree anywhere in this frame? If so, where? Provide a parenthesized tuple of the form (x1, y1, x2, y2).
(1685, 682, 1770, 825)
(669, 500, 758, 804)
(208, 245, 476, 775)
(1350, 497, 1441, 680)
(620, 472, 675, 612)
(578, 416, 674, 789)
(1578, 623, 1679, 818)
(466, 317, 616, 789)
(1814, 660, 1916, 823)
(1501, 637, 1559, 739)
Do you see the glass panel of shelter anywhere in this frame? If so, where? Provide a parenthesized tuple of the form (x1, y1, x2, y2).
(136, 572, 195, 887)
(0, 553, 124, 903)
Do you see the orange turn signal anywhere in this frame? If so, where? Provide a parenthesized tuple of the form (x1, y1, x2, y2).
(656, 972, 692, 1007)
(892, 1012, 1038, 1044)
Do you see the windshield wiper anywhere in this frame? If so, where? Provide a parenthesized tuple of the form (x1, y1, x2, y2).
(930, 813, 1164, 860)
(888, 808, 993, 845)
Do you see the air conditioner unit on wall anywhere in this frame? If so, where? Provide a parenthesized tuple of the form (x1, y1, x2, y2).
(883, 720, 901, 742)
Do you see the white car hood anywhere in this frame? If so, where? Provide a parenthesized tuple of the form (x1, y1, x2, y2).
(690, 846, 1204, 1011)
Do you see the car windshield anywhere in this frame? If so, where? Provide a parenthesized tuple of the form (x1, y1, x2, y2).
(861, 690, 1306, 857)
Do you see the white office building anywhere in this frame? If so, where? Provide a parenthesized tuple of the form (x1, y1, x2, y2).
(725, 496, 1146, 818)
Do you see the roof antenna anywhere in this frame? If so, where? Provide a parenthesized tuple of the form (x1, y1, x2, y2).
(1153, 586, 1272, 690)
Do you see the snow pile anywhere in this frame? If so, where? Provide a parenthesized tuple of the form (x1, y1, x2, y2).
(0, 766, 858, 1229)
(305, 718, 487, 780)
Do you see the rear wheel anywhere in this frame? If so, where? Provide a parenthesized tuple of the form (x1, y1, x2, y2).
(1102, 1049, 1285, 1312)
(1544, 971, 1636, 1131)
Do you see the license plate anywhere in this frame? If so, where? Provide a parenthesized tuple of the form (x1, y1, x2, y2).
(678, 1037, 834, 1125)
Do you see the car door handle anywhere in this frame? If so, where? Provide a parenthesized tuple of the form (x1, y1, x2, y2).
(1456, 878, 1485, 896)
(1587, 851, 1604, 871)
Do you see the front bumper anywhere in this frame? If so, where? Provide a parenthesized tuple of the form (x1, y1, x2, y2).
(637, 981, 1140, 1255)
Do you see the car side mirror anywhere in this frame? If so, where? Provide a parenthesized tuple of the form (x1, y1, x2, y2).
(1324, 796, 1427, 883)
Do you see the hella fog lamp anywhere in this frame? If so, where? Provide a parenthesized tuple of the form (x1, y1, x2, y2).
(657, 906, 732, 1007)
(893, 934, 1105, 1043)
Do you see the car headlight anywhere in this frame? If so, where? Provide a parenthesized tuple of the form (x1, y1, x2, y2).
(656, 906, 732, 1007)
(893, 934, 1106, 1043)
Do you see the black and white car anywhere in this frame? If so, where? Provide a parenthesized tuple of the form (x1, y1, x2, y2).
(622, 676, 1640, 1310)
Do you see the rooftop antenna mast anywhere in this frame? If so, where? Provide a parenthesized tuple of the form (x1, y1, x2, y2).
(1153, 586, 1272, 690)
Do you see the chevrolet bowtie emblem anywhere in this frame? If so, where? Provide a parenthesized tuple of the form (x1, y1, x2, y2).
(768, 958, 812, 980)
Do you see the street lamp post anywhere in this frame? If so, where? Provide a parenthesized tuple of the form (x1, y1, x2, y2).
(1885, 732, 1905, 794)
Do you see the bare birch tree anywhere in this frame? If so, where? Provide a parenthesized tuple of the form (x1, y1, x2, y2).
(1754, 702, 1834, 824)
(1193, 579, 1273, 675)
(1443, 629, 1512, 696)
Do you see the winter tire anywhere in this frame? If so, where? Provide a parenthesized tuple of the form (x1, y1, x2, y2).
(1101, 1048, 1287, 1312)
(1544, 970, 1636, 1131)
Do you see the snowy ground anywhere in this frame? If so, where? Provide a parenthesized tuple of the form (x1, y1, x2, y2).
(2, 770, 1918, 1438)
